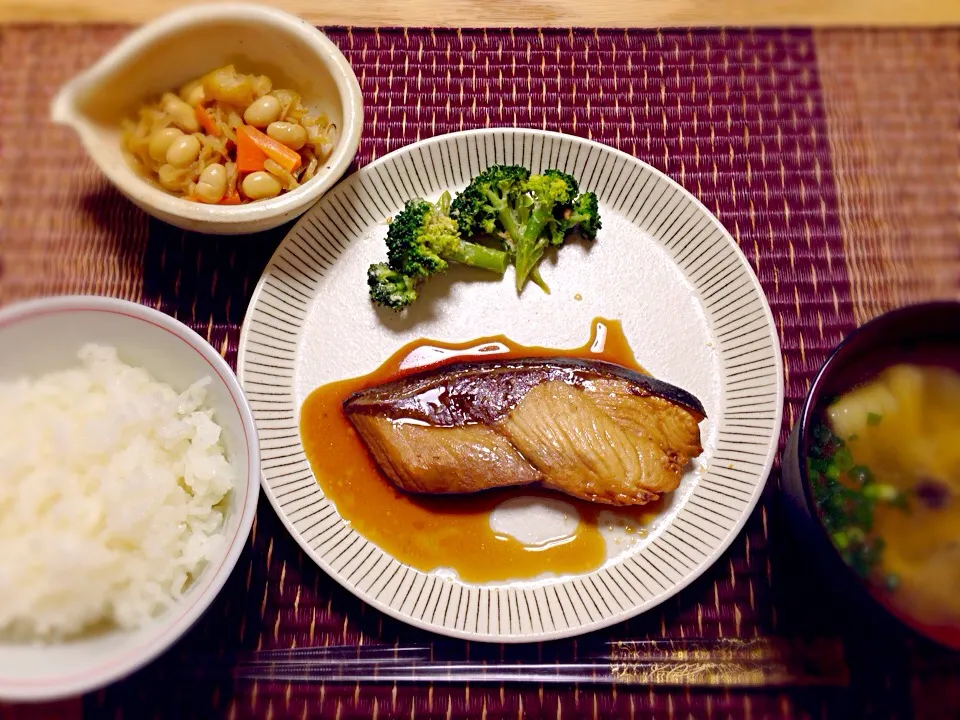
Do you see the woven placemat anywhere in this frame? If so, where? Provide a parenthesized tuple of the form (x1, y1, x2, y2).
(0, 25, 958, 720)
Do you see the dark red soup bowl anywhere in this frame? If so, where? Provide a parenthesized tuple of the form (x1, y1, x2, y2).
(781, 301, 960, 651)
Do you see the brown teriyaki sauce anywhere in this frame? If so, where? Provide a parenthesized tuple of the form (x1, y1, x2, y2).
(299, 318, 665, 583)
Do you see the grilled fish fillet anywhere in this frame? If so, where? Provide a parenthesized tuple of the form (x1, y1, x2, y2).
(343, 358, 706, 506)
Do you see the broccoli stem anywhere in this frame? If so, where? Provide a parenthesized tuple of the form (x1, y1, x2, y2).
(522, 205, 556, 244)
(513, 205, 555, 291)
(528, 265, 551, 294)
(481, 187, 523, 245)
(514, 243, 544, 291)
(443, 241, 509, 274)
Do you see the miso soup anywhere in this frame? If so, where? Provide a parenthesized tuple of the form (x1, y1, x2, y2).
(807, 364, 960, 640)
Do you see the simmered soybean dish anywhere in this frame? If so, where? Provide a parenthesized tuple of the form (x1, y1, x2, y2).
(121, 65, 337, 204)
(808, 364, 960, 634)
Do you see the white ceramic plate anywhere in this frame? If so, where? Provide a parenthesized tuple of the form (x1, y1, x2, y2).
(238, 128, 784, 642)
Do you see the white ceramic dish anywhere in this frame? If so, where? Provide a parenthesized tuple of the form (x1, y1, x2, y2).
(0, 296, 260, 702)
(238, 128, 784, 642)
(51, 3, 363, 235)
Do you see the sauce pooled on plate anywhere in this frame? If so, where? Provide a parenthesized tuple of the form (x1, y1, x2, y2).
(299, 318, 667, 583)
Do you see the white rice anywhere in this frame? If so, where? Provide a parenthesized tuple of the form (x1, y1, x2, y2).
(0, 344, 234, 641)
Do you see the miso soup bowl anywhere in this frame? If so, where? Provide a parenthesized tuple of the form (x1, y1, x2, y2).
(781, 301, 960, 650)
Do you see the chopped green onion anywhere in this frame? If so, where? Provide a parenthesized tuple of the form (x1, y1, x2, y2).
(807, 421, 908, 581)
(846, 527, 865, 543)
(834, 446, 854, 472)
(849, 465, 873, 485)
(808, 457, 830, 474)
(867, 412, 883, 426)
(863, 484, 901, 502)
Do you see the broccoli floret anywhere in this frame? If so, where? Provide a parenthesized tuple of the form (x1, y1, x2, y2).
(543, 169, 579, 196)
(368, 191, 509, 310)
(558, 191, 601, 241)
(449, 165, 528, 237)
(451, 165, 601, 293)
(370, 165, 601, 308)
(367, 263, 418, 311)
(384, 199, 449, 279)
(509, 171, 580, 291)
(386, 191, 509, 278)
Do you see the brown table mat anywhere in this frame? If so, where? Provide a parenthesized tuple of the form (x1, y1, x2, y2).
(0, 25, 958, 720)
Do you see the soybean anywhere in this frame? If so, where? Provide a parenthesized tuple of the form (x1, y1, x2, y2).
(165, 134, 201, 168)
(242, 171, 282, 200)
(243, 95, 281, 127)
(266, 121, 307, 150)
(148, 127, 184, 163)
(195, 163, 227, 203)
(162, 93, 199, 133)
(157, 164, 183, 190)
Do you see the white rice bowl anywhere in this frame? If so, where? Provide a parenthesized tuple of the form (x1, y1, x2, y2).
(0, 344, 234, 641)
(0, 296, 258, 702)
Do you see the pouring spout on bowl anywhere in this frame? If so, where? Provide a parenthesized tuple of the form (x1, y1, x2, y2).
(50, 80, 80, 130)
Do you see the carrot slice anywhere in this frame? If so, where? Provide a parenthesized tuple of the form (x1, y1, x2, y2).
(236, 125, 267, 173)
(219, 186, 242, 205)
(195, 105, 220, 136)
(241, 124, 302, 173)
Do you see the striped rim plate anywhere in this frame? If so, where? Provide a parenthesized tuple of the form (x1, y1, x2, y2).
(238, 128, 784, 642)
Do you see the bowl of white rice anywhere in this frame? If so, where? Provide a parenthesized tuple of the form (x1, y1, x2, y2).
(0, 295, 260, 702)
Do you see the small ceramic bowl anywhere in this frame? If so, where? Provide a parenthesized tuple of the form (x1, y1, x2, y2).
(0, 296, 260, 701)
(51, 3, 363, 235)
(781, 301, 960, 650)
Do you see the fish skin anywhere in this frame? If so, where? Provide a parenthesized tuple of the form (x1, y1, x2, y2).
(343, 357, 706, 426)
